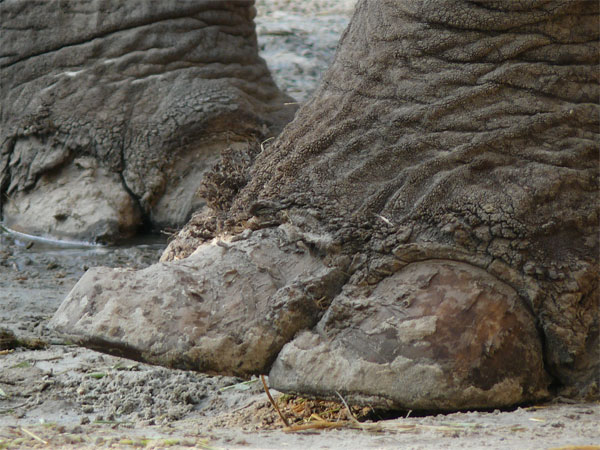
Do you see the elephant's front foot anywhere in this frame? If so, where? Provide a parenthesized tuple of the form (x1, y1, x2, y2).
(49, 227, 347, 377)
(269, 259, 550, 411)
(51, 225, 550, 411)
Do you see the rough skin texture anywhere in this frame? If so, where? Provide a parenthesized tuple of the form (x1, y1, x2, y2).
(50, 227, 347, 378)
(172, 0, 600, 398)
(270, 260, 550, 410)
(51, 0, 598, 407)
(0, 0, 295, 242)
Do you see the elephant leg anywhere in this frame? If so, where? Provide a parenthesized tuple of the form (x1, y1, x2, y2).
(0, 1, 295, 243)
(51, 0, 598, 408)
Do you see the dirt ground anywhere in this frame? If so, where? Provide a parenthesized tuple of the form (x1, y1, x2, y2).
(1, 1, 599, 449)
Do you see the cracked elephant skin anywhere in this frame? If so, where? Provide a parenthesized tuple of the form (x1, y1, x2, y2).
(51, 0, 598, 410)
(0, 0, 295, 243)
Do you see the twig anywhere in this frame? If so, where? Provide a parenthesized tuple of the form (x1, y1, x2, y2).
(229, 401, 257, 415)
(0, 401, 29, 413)
(335, 391, 361, 426)
(30, 355, 63, 362)
(260, 375, 290, 427)
(260, 137, 275, 152)
(21, 427, 48, 444)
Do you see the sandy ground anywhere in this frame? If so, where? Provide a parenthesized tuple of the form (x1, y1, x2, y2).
(1, 1, 599, 449)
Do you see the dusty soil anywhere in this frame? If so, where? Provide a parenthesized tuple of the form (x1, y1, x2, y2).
(1, 1, 599, 449)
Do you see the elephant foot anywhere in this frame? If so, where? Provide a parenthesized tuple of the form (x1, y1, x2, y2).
(51, 228, 551, 410)
(269, 260, 550, 410)
(49, 227, 346, 377)
(2, 157, 141, 244)
(1, 0, 297, 243)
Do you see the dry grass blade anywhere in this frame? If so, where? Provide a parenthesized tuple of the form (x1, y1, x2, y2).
(549, 447, 600, 450)
(260, 375, 290, 427)
(20, 427, 48, 444)
(219, 379, 259, 392)
(284, 420, 389, 433)
(260, 136, 275, 152)
(335, 391, 361, 425)
(284, 421, 352, 432)
(376, 214, 394, 226)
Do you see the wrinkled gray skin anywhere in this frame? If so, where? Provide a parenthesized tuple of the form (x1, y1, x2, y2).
(0, 0, 295, 243)
(52, 0, 598, 411)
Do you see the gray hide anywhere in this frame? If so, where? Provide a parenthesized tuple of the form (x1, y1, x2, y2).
(0, 0, 295, 242)
(51, 0, 598, 409)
